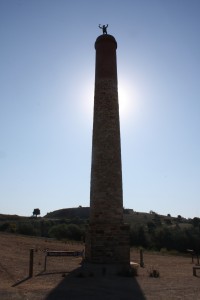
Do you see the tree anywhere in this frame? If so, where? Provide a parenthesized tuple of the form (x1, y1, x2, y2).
(192, 217, 200, 228)
(147, 221, 156, 233)
(33, 208, 40, 217)
(177, 215, 182, 223)
(153, 214, 162, 226)
(164, 218, 172, 225)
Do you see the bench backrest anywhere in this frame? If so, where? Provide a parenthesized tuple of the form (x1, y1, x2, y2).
(46, 250, 83, 257)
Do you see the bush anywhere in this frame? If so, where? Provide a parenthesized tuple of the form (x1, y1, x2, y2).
(18, 223, 35, 235)
(48, 224, 69, 240)
(66, 224, 83, 240)
(0, 222, 10, 231)
(48, 223, 83, 241)
(130, 225, 149, 248)
(148, 266, 160, 278)
(0, 222, 17, 233)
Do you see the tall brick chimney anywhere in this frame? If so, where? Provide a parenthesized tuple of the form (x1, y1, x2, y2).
(85, 34, 130, 268)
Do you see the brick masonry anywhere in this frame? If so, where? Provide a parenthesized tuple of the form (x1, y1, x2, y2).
(85, 34, 130, 265)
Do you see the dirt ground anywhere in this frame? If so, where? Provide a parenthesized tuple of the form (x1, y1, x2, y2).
(0, 232, 200, 300)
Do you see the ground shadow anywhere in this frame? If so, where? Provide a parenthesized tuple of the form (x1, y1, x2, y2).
(12, 276, 31, 287)
(36, 270, 69, 276)
(44, 266, 146, 300)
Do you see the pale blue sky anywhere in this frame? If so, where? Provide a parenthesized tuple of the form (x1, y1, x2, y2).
(0, 0, 199, 218)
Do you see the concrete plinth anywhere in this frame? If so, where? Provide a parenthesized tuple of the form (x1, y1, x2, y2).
(81, 261, 131, 277)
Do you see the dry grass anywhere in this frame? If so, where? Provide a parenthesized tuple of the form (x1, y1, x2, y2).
(0, 232, 199, 299)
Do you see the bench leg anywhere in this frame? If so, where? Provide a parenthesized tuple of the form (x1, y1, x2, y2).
(193, 268, 196, 276)
(44, 255, 47, 272)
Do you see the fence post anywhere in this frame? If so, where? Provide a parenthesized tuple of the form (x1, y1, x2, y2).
(140, 249, 144, 267)
(29, 248, 34, 277)
(44, 253, 47, 271)
(197, 253, 200, 265)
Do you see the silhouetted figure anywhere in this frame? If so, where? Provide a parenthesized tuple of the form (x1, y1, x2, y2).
(99, 24, 108, 34)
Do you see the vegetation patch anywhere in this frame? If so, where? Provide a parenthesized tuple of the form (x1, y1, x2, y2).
(0, 209, 200, 255)
(148, 266, 160, 278)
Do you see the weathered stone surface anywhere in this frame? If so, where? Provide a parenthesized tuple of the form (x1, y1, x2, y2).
(85, 34, 130, 265)
(86, 223, 130, 264)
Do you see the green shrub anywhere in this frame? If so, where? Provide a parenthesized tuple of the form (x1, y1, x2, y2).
(148, 266, 160, 278)
(48, 224, 69, 240)
(0, 222, 10, 231)
(0, 222, 17, 233)
(18, 223, 35, 235)
(48, 223, 83, 241)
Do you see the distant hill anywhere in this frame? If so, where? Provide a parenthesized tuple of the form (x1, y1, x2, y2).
(0, 214, 26, 222)
(44, 207, 90, 220)
(44, 207, 189, 227)
(0, 208, 191, 227)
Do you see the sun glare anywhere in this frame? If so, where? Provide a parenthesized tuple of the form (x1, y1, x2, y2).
(118, 79, 135, 119)
(80, 79, 94, 118)
(80, 77, 138, 126)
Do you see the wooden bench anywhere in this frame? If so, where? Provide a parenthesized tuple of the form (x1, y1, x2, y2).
(193, 266, 200, 276)
(44, 250, 84, 271)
